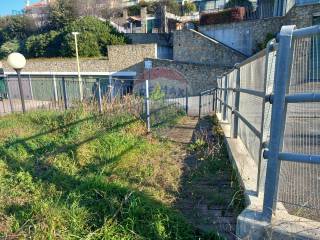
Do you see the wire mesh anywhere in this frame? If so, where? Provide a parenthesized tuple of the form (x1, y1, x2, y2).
(238, 55, 266, 166)
(278, 34, 320, 219)
(0, 75, 137, 116)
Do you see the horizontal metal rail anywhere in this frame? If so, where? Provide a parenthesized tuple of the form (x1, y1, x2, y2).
(236, 88, 265, 98)
(233, 110, 261, 138)
(221, 102, 233, 110)
(293, 25, 320, 38)
(285, 93, 320, 103)
(200, 88, 216, 95)
(264, 151, 320, 165)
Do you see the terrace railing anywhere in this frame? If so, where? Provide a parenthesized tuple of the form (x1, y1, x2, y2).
(213, 24, 320, 222)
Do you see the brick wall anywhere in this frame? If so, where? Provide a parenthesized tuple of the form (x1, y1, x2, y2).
(173, 29, 246, 67)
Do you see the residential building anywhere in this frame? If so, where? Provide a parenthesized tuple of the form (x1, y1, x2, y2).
(24, 0, 55, 26)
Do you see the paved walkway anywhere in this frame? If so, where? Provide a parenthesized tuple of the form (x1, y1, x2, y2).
(160, 116, 239, 240)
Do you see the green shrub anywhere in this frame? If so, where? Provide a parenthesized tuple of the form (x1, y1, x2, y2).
(0, 39, 20, 59)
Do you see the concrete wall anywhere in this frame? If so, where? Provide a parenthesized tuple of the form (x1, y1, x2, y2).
(198, 3, 320, 56)
(125, 33, 173, 47)
(199, 17, 285, 56)
(173, 29, 246, 67)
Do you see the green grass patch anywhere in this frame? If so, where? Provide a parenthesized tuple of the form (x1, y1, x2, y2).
(0, 108, 202, 239)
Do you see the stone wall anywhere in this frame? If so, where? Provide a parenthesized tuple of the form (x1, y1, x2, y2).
(285, 3, 320, 28)
(143, 58, 229, 95)
(173, 29, 246, 67)
(107, 44, 157, 71)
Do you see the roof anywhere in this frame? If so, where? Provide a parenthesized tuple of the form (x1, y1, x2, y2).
(25, 1, 49, 10)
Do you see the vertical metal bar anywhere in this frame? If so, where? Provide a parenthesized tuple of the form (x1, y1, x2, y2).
(185, 85, 189, 115)
(17, 70, 26, 113)
(5, 76, 14, 113)
(199, 92, 202, 118)
(53, 75, 58, 103)
(262, 25, 295, 221)
(97, 78, 102, 113)
(62, 77, 68, 110)
(212, 89, 215, 112)
(108, 75, 113, 102)
(232, 66, 241, 138)
(214, 87, 218, 113)
(145, 78, 150, 133)
(223, 75, 228, 120)
(28, 74, 34, 100)
(257, 39, 275, 195)
(219, 77, 222, 113)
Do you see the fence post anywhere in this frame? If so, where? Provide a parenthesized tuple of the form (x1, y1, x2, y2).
(108, 75, 113, 102)
(219, 77, 222, 113)
(198, 92, 202, 118)
(232, 65, 241, 138)
(97, 78, 102, 113)
(145, 79, 150, 133)
(5, 76, 14, 113)
(52, 75, 58, 103)
(16, 70, 26, 113)
(222, 75, 228, 121)
(262, 25, 295, 222)
(185, 85, 189, 115)
(212, 89, 215, 112)
(257, 39, 276, 194)
(62, 77, 68, 110)
(214, 87, 218, 113)
(28, 74, 34, 100)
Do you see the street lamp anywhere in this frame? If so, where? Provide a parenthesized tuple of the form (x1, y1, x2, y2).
(72, 32, 83, 101)
(7, 53, 27, 113)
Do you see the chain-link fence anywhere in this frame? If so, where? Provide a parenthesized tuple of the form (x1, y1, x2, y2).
(213, 25, 320, 222)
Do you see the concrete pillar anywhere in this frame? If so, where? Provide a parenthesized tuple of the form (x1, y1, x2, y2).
(123, 8, 128, 20)
(141, 7, 147, 33)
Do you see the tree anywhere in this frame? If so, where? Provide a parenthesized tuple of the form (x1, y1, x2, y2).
(0, 40, 20, 59)
(183, 1, 197, 14)
(59, 17, 127, 57)
(24, 31, 59, 58)
(0, 15, 36, 45)
(224, 0, 253, 11)
(47, 0, 78, 30)
(22, 17, 128, 58)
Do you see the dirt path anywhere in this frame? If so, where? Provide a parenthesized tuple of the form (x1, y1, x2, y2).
(160, 116, 242, 240)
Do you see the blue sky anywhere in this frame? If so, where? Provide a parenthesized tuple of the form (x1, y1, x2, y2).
(0, 0, 38, 16)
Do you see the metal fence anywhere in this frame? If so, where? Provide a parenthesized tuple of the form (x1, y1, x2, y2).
(0, 74, 135, 115)
(0, 73, 192, 133)
(212, 25, 320, 222)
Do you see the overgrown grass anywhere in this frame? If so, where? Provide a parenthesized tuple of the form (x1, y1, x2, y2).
(188, 116, 245, 215)
(0, 107, 201, 239)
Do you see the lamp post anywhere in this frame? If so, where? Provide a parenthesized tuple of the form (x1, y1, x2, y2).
(7, 53, 27, 113)
(72, 32, 83, 101)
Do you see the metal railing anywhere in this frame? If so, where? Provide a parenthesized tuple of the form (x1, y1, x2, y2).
(214, 24, 320, 222)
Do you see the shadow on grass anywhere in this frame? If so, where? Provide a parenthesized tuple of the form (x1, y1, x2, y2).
(0, 112, 202, 239)
(173, 116, 245, 240)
